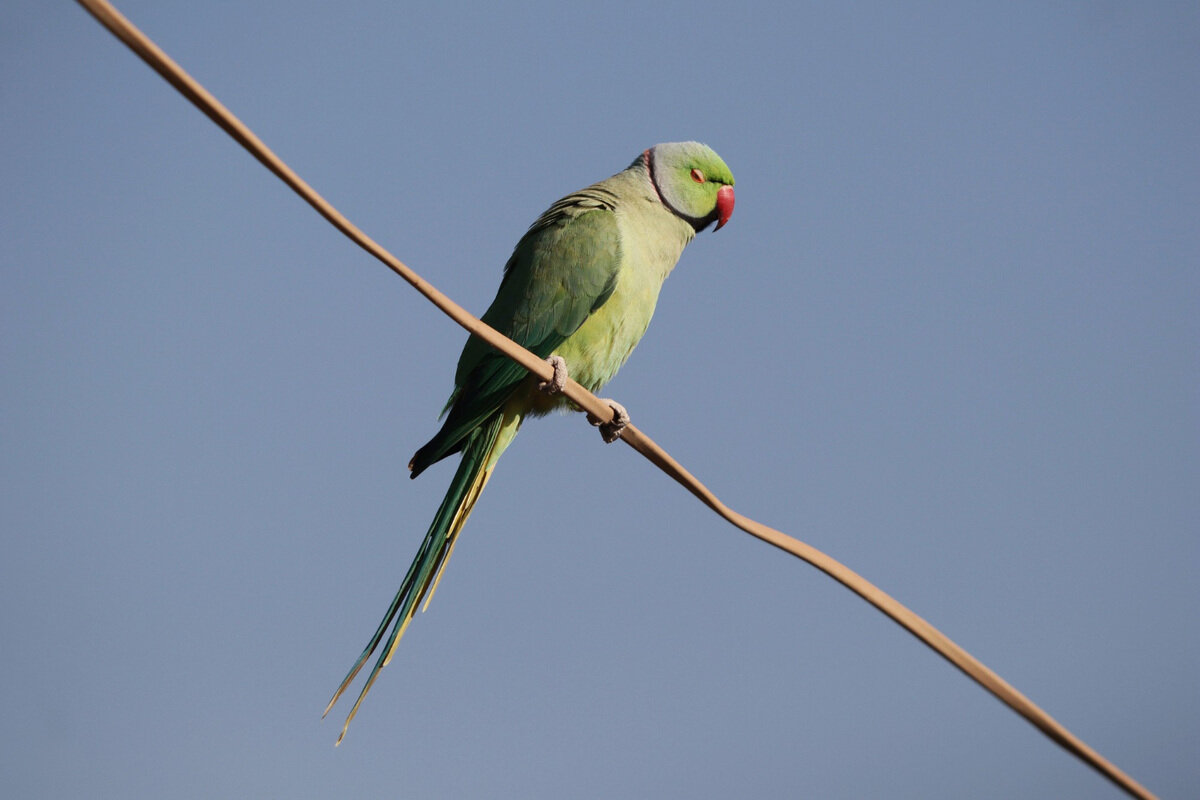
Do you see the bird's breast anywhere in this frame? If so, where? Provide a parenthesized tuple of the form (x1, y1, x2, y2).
(551, 205, 693, 393)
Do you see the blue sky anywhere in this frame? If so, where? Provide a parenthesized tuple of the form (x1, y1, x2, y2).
(3, 2, 1197, 797)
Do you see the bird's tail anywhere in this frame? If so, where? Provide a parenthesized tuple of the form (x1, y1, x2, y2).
(324, 403, 522, 744)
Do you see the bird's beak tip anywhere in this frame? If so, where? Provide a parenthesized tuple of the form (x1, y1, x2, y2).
(714, 184, 735, 231)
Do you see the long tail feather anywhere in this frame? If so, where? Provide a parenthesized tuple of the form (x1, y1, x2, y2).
(325, 406, 520, 744)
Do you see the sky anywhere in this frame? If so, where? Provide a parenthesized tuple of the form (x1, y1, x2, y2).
(2, 2, 1197, 798)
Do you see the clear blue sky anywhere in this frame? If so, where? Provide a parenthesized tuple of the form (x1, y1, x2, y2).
(3, 2, 1197, 798)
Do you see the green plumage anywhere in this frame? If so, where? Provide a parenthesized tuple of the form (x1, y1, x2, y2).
(327, 142, 734, 742)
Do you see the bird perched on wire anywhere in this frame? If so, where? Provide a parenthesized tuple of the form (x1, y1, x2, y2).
(326, 141, 735, 742)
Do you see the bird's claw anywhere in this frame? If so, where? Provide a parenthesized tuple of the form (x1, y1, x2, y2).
(538, 355, 568, 395)
(537, 357, 626, 442)
(587, 399, 629, 443)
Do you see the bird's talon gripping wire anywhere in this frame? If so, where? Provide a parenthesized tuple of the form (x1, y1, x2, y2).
(587, 399, 629, 443)
(538, 355, 568, 395)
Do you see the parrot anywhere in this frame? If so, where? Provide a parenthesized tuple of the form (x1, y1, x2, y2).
(325, 141, 735, 743)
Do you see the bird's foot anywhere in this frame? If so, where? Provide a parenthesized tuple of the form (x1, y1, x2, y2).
(538, 355, 568, 395)
(587, 399, 629, 443)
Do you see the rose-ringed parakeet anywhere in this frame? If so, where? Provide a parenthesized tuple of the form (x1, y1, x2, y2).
(326, 141, 735, 742)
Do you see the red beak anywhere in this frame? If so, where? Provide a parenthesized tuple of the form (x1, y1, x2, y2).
(714, 184, 735, 230)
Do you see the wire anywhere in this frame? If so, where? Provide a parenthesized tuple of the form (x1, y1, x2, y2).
(74, 2, 1156, 798)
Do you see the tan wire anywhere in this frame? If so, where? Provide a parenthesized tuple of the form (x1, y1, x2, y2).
(74, 2, 1156, 798)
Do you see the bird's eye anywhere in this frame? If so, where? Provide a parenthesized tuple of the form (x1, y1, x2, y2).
(690, 168, 705, 183)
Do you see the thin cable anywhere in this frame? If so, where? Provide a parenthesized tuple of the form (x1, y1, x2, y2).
(74, 2, 1155, 798)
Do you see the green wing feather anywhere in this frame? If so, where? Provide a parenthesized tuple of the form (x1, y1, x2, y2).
(409, 188, 622, 477)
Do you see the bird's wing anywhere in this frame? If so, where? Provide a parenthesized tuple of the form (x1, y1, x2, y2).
(409, 186, 623, 475)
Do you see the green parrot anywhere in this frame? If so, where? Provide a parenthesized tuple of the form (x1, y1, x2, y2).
(326, 141, 735, 742)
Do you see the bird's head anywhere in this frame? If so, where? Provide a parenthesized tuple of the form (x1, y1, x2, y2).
(646, 141, 735, 232)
